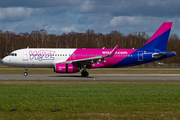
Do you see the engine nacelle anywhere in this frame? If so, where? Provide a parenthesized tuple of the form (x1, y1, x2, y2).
(54, 63, 79, 73)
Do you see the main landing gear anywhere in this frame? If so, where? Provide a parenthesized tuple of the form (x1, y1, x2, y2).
(81, 65, 89, 77)
(24, 67, 28, 76)
(81, 70, 89, 77)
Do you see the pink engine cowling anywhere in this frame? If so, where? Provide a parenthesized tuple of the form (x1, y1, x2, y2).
(54, 63, 79, 73)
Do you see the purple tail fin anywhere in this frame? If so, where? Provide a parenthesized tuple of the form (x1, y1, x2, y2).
(140, 22, 172, 51)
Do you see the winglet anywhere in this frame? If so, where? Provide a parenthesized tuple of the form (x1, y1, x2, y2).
(106, 44, 119, 57)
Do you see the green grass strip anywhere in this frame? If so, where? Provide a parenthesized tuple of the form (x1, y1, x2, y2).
(0, 81, 180, 119)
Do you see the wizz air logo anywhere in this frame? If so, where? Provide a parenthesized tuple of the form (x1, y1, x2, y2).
(29, 50, 55, 61)
(102, 51, 128, 54)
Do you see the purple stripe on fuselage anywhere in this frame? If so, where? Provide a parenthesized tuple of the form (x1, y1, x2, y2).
(66, 49, 137, 68)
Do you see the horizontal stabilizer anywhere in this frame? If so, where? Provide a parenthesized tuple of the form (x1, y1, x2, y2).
(152, 51, 176, 58)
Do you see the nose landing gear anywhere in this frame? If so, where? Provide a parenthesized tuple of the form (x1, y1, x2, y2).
(24, 67, 28, 76)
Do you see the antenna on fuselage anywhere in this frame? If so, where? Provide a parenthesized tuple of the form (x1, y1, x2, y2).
(102, 47, 105, 49)
(27, 46, 29, 49)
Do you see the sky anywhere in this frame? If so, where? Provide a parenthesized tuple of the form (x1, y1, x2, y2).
(0, 0, 180, 36)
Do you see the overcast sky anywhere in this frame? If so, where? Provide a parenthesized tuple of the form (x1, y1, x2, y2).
(0, 0, 180, 36)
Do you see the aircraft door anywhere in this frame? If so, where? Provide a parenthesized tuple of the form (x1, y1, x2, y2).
(23, 50, 28, 61)
(138, 51, 143, 61)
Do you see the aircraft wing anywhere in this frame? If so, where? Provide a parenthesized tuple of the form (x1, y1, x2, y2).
(152, 51, 176, 58)
(66, 44, 119, 66)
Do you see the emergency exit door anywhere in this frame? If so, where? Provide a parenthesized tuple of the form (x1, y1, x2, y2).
(23, 50, 28, 61)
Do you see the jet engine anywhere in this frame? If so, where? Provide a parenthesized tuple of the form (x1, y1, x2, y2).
(54, 63, 79, 73)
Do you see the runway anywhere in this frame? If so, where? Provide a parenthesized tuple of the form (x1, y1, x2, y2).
(0, 74, 180, 81)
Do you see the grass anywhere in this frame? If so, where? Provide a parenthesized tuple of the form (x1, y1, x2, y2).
(0, 81, 180, 119)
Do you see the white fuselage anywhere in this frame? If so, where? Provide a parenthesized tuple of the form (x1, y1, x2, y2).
(2, 48, 76, 68)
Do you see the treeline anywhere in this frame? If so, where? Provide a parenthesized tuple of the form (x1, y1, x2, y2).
(0, 29, 179, 63)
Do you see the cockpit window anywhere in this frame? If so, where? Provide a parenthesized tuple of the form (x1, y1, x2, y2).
(9, 53, 17, 56)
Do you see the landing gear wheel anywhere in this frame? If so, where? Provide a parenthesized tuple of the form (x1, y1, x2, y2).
(24, 67, 28, 76)
(24, 72, 28, 76)
(81, 71, 89, 77)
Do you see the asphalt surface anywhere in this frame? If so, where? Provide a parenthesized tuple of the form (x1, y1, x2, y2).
(0, 74, 180, 81)
(1, 68, 180, 70)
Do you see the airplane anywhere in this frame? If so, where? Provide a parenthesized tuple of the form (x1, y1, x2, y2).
(1, 22, 176, 77)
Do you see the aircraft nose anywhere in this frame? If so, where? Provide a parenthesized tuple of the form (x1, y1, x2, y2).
(1, 58, 4, 65)
(2, 57, 7, 65)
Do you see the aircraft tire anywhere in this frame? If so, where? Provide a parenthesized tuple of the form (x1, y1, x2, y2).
(81, 71, 89, 77)
(24, 72, 28, 76)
